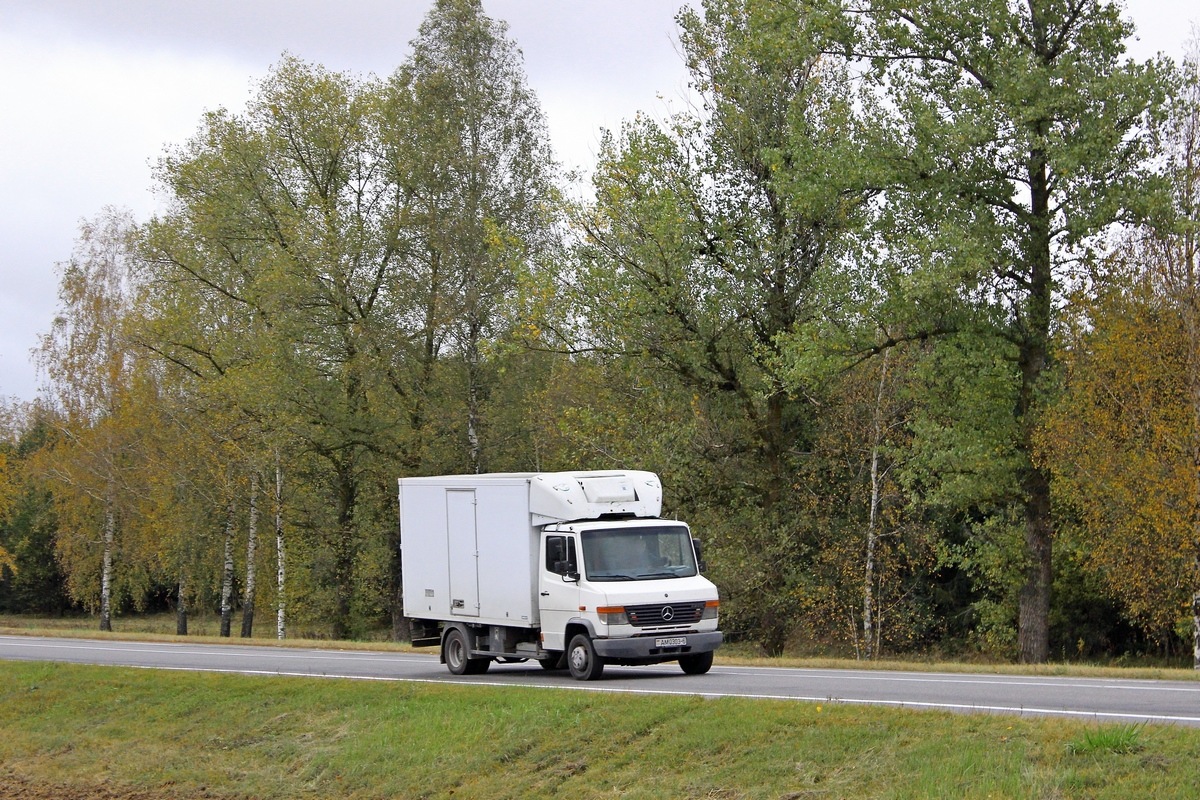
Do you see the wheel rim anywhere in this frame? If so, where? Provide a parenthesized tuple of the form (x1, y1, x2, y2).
(569, 643, 588, 673)
(447, 634, 464, 669)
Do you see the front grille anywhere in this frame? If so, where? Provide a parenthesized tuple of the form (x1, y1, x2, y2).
(625, 602, 704, 627)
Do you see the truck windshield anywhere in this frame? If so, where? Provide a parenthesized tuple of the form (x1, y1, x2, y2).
(581, 526, 699, 581)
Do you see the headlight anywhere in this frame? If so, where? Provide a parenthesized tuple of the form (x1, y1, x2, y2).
(701, 599, 719, 621)
(596, 606, 629, 625)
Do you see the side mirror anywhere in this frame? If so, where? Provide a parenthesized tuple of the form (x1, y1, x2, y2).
(554, 560, 579, 581)
(693, 538, 707, 572)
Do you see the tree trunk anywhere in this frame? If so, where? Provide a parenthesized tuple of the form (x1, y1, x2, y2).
(275, 461, 286, 640)
(219, 498, 235, 638)
(176, 575, 188, 636)
(99, 491, 114, 632)
(331, 460, 357, 640)
(241, 471, 259, 638)
(1193, 586, 1200, 671)
(1016, 140, 1054, 665)
(863, 350, 890, 660)
(1018, 473, 1053, 663)
(863, 473, 879, 660)
(466, 320, 484, 475)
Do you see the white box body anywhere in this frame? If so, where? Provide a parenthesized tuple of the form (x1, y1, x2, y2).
(399, 471, 662, 628)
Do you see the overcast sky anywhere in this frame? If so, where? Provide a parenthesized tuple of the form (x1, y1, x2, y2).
(0, 1, 1190, 404)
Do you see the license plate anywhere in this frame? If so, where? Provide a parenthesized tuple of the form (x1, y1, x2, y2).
(655, 637, 687, 647)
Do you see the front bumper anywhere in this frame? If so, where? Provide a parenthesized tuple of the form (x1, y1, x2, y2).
(592, 630, 723, 661)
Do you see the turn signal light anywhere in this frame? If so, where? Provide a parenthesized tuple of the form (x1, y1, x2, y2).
(596, 606, 629, 625)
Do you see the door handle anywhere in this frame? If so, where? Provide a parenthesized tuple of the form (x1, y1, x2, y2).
(540, 591, 550, 596)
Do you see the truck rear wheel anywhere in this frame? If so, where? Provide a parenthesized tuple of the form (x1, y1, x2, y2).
(679, 651, 714, 675)
(567, 634, 605, 680)
(443, 628, 490, 675)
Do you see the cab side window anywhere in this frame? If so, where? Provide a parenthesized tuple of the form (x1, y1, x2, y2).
(545, 535, 576, 575)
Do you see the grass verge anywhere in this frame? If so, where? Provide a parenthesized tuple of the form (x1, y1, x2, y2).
(1, 661, 1199, 799)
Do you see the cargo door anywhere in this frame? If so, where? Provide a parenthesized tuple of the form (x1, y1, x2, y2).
(446, 489, 480, 617)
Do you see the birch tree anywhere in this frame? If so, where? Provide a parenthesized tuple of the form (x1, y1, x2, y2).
(218, 495, 236, 637)
(241, 469, 260, 637)
(274, 460, 286, 638)
(37, 208, 147, 631)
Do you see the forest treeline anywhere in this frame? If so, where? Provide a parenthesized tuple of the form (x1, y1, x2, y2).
(2, 0, 1199, 665)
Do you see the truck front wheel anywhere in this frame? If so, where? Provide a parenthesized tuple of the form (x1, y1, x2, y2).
(679, 651, 714, 675)
(443, 628, 489, 675)
(567, 634, 605, 680)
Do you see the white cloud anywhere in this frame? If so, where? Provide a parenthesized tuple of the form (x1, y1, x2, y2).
(0, 27, 255, 400)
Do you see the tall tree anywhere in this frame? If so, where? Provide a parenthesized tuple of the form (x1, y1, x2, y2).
(567, 0, 884, 652)
(857, 0, 1168, 662)
(375, 0, 562, 638)
(385, 0, 560, 474)
(143, 57, 412, 639)
(36, 208, 149, 630)
(142, 17, 561, 637)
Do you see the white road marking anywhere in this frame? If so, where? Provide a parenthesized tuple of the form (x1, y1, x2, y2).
(5, 635, 1199, 725)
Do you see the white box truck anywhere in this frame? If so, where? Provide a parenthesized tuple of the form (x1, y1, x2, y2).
(399, 470, 722, 680)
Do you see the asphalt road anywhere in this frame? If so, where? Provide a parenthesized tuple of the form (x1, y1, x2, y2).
(3, 634, 1199, 727)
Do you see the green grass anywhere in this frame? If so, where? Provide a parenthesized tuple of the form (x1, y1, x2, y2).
(1, 661, 1199, 799)
(1067, 723, 1147, 756)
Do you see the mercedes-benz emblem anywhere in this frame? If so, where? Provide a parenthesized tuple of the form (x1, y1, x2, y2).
(661, 606, 675, 621)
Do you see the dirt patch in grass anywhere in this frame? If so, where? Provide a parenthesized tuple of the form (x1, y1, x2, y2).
(0, 774, 227, 800)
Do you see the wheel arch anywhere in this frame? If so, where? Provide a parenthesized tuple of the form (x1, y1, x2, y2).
(563, 618, 596, 645)
(440, 622, 476, 665)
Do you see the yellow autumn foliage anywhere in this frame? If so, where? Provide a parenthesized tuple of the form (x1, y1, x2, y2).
(1039, 282, 1199, 638)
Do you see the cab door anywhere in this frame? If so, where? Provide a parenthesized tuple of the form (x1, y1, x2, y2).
(537, 533, 579, 651)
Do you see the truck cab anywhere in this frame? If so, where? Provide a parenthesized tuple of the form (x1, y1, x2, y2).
(539, 519, 721, 678)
